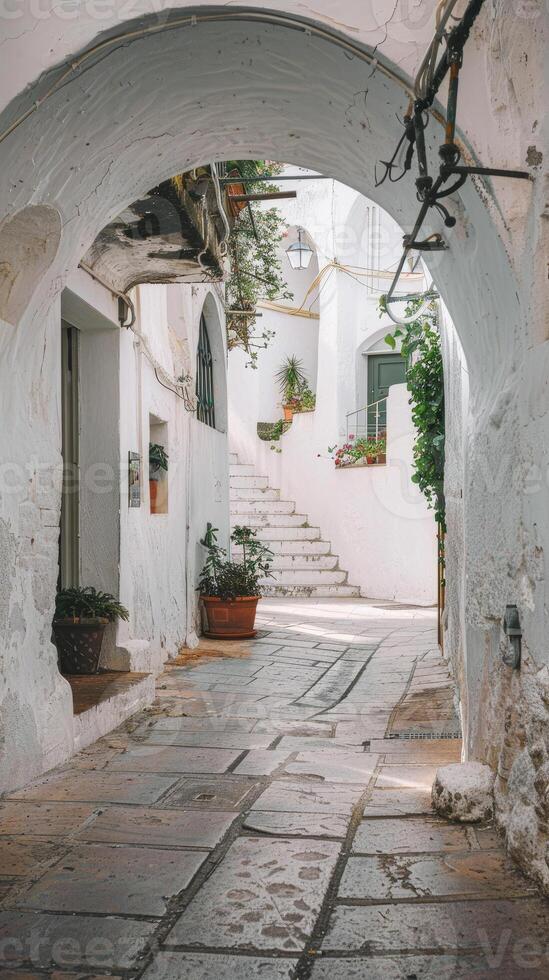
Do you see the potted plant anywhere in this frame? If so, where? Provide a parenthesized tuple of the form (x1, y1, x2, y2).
(330, 434, 387, 467)
(149, 442, 168, 512)
(198, 524, 274, 638)
(275, 355, 308, 421)
(297, 385, 316, 413)
(53, 586, 129, 675)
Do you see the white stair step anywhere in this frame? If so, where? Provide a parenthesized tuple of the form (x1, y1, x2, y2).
(257, 538, 331, 554)
(231, 499, 295, 515)
(270, 555, 339, 570)
(229, 464, 257, 477)
(255, 526, 322, 541)
(230, 487, 280, 501)
(232, 549, 337, 569)
(225, 461, 358, 598)
(262, 569, 348, 585)
(231, 513, 309, 528)
(262, 584, 361, 598)
(230, 476, 269, 490)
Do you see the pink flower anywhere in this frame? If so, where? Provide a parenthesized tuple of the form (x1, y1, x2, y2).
(349, 434, 355, 440)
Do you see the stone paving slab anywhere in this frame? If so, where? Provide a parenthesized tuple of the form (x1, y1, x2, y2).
(233, 750, 293, 776)
(0, 802, 98, 837)
(251, 781, 364, 815)
(338, 852, 536, 901)
(104, 745, 242, 774)
(133, 730, 275, 750)
(374, 765, 439, 789)
(322, 899, 549, 954)
(0, 839, 67, 877)
(0, 972, 123, 980)
(296, 661, 367, 707)
(243, 811, 349, 838)
(363, 786, 434, 816)
(353, 817, 473, 854)
(312, 955, 549, 979)
(282, 751, 379, 784)
(166, 836, 340, 951)
(254, 721, 334, 737)
(7, 772, 178, 805)
(276, 736, 361, 752)
(142, 951, 298, 979)
(134, 717, 257, 734)
(0, 910, 156, 970)
(17, 844, 208, 916)
(75, 805, 237, 847)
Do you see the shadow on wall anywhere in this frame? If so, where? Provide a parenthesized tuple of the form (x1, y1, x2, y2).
(0, 206, 61, 326)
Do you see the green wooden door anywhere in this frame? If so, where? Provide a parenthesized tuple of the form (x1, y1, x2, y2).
(367, 353, 406, 435)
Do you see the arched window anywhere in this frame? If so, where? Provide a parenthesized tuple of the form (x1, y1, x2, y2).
(196, 313, 216, 427)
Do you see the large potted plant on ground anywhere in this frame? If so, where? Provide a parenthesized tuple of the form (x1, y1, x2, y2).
(198, 524, 274, 638)
(149, 442, 168, 513)
(53, 586, 129, 675)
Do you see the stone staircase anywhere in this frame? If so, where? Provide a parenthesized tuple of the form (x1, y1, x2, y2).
(229, 453, 361, 598)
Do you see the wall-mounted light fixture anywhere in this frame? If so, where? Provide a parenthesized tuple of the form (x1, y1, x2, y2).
(286, 227, 313, 270)
(502, 604, 521, 669)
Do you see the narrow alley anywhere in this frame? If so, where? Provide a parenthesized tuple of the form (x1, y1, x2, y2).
(2, 599, 548, 978)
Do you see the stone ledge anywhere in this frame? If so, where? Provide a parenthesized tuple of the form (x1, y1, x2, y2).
(67, 671, 155, 752)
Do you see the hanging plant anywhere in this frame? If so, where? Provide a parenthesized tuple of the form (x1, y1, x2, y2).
(225, 161, 293, 368)
(382, 298, 445, 531)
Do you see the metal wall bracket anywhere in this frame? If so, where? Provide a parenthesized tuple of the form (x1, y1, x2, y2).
(402, 233, 447, 252)
(502, 604, 522, 669)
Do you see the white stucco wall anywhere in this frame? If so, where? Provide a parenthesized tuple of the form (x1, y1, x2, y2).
(254, 385, 437, 605)
(0, 268, 229, 793)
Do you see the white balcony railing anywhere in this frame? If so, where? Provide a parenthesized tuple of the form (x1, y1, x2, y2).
(345, 397, 387, 442)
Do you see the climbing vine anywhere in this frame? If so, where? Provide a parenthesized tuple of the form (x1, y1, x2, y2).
(225, 160, 293, 368)
(382, 298, 445, 530)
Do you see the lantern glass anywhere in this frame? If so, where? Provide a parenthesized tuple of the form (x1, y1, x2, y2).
(286, 230, 313, 270)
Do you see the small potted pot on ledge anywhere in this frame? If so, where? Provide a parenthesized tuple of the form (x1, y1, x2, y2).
(198, 524, 274, 639)
(53, 586, 129, 675)
(149, 442, 169, 513)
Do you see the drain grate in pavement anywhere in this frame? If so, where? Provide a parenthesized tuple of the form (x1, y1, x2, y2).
(387, 730, 462, 740)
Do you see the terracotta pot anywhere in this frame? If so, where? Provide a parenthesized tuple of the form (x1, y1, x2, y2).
(201, 596, 260, 639)
(149, 478, 158, 511)
(53, 621, 107, 675)
(283, 405, 294, 422)
(366, 455, 375, 465)
(378, 453, 386, 464)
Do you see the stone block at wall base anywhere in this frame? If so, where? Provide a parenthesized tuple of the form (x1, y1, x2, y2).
(432, 762, 495, 822)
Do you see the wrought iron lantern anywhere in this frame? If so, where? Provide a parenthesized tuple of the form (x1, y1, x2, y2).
(285, 227, 313, 270)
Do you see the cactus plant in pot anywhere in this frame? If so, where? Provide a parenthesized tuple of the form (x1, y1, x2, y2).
(53, 586, 129, 675)
(198, 524, 274, 638)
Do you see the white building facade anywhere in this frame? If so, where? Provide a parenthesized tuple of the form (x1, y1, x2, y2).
(229, 175, 438, 606)
(1, 268, 229, 791)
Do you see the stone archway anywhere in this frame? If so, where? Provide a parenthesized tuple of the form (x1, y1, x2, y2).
(0, 4, 546, 891)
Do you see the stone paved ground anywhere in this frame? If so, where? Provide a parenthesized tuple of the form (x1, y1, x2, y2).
(1, 598, 549, 979)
